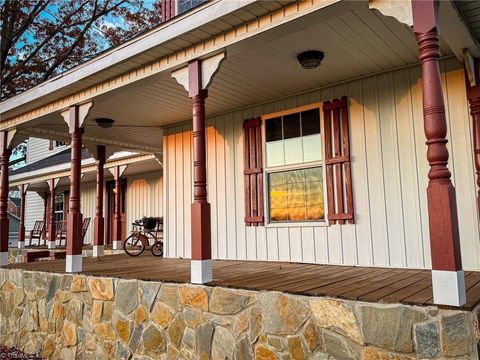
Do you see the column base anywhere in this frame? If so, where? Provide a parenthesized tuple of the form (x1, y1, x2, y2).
(18, 241, 25, 249)
(432, 269, 466, 306)
(0, 252, 8, 266)
(191, 259, 212, 284)
(113, 241, 122, 250)
(66, 254, 82, 273)
(47, 241, 56, 249)
(93, 245, 104, 257)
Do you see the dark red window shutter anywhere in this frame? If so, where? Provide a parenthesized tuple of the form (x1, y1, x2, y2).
(243, 117, 264, 226)
(323, 96, 354, 225)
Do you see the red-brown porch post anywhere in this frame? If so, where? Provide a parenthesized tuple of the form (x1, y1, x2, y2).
(42, 192, 48, 241)
(47, 179, 56, 249)
(465, 58, 480, 219)
(18, 184, 27, 248)
(0, 131, 11, 266)
(189, 60, 212, 284)
(65, 106, 84, 272)
(413, 0, 465, 306)
(113, 166, 122, 250)
(93, 145, 105, 256)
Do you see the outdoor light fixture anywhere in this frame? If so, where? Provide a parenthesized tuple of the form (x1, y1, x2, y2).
(95, 118, 115, 129)
(297, 50, 325, 69)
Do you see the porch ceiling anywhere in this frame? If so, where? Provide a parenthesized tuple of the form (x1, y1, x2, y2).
(13, 1, 452, 152)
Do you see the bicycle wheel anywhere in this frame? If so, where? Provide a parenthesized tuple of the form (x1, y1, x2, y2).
(124, 234, 145, 256)
(151, 241, 163, 257)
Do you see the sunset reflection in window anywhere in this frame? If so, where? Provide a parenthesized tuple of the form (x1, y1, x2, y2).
(269, 167, 324, 222)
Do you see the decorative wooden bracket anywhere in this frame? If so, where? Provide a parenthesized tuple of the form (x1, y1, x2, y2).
(108, 165, 127, 178)
(369, 0, 413, 26)
(61, 102, 93, 133)
(171, 52, 226, 96)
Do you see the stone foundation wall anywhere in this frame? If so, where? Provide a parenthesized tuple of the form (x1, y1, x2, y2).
(0, 268, 477, 359)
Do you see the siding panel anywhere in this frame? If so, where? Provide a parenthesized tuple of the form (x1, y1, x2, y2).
(163, 58, 480, 270)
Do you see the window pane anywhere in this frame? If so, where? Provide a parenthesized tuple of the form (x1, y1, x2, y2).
(266, 141, 284, 167)
(268, 167, 324, 222)
(302, 135, 322, 163)
(266, 117, 282, 142)
(283, 113, 301, 139)
(270, 185, 287, 209)
(301, 108, 320, 136)
(284, 138, 303, 165)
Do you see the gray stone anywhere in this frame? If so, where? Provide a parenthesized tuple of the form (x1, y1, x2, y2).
(60, 346, 77, 360)
(414, 321, 441, 358)
(157, 284, 181, 311)
(323, 330, 361, 360)
(142, 324, 165, 353)
(182, 327, 196, 351)
(212, 326, 235, 360)
(116, 340, 132, 360)
(260, 293, 310, 336)
(115, 280, 138, 315)
(45, 275, 61, 303)
(235, 337, 252, 360)
(195, 322, 214, 356)
(209, 287, 255, 315)
(440, 313, 470, 357)
(129, 325, 143, 353)
(140, 282, 160, 311)
(359, 305, 427, 353)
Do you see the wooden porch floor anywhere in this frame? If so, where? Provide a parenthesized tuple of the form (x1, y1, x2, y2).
(5, 254, 480, 310)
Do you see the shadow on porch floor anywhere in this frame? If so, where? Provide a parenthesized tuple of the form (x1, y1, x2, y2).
(5, 254, 480, 310)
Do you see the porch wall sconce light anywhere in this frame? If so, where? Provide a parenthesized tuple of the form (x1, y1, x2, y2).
(297, 50, 325, 69)
(95, 118, 115, 129)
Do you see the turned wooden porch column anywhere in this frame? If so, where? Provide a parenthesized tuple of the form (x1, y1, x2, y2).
(109, 165, 126, 250)
(48, 179, 57, 249)
(0, 131, 11, 266)
(62, 103, 91, 272)
(42, 193, 48, 241)
(190, 61, 212, 283)
(172, 53, 224, 284)
(465, 58, 480, 220)
(17, 184, 27, 248)
(93, 145, 106, 257)
(413, 0, 465, 306)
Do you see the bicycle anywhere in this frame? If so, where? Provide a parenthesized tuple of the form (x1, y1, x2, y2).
(124, 217, 163, 257)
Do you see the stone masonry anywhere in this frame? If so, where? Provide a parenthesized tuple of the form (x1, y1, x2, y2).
(0, 268, 477, 359)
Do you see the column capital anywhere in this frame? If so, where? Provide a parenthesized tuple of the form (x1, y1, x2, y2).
(61, 102, 93, 133)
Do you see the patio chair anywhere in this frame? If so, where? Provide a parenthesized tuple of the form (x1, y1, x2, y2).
(56, 220, 67, 247)
(82, 218, 91, 244)
(27, 220, 45, 247)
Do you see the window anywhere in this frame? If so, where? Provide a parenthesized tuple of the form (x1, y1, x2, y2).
(55, 194, 64, 222)
(55, 141, 65, 147)
(269, 167, 324, 222)
(263, 105, 325, 223)
(177, 0, 205, 14)
(265, 108, 322, 167)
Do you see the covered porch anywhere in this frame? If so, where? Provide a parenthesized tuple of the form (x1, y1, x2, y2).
(0, 0, 479, 311)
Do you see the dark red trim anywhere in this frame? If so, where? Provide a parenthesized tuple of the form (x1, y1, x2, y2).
(19, 184, 26, 242)
(66, 106, 84, 256)
(48, 179, 56, 244)
(0, 132, 11, 254)
(189, 59, 211, 261)
(94, 145, 105, 248)
(323, 97, 354, 225)
(243, 117, 264, 226)
(113, 166, 122, 242)
(465, 58, 480, 221)
(413, 0, 462, 272)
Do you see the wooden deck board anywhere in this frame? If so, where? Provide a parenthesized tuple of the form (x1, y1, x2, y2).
(4, 254, 480, 310)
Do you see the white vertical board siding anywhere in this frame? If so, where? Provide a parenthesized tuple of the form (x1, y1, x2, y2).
(126, 172, 163, 233)
(80, 182, 96, 245)
(24, 192, 45, 231)
(26, 138, 66, 164)
(164, 58, 480, 270)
